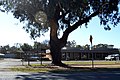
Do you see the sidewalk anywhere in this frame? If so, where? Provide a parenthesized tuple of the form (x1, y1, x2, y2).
(72, 64, 120, 68)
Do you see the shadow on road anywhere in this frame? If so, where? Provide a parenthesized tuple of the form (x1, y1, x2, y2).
(15, 68, 120, 80)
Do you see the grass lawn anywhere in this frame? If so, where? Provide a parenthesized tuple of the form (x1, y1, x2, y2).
(64, 61, 120, 65)
(10, 67, 50, 72)
(10, 61, 120, 73)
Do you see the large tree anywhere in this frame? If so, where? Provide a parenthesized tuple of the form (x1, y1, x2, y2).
(0, 0, 120, 66)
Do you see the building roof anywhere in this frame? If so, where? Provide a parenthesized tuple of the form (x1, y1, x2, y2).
(0, 53, 5, 56)
(61, 47, 119, 54)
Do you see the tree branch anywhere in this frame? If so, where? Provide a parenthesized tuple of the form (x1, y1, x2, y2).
(60, 10, 99, 42)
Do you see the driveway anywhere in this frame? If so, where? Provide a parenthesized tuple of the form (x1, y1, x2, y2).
(1, 59, 120, 80)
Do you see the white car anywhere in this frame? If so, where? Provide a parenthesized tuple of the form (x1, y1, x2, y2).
(105, 55, 114, 60)
(105, 54, 119, 61)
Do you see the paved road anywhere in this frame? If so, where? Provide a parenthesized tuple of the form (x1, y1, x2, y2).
(0, 59, 22, 68)
(0, 59, 29, 80)
(1, 59, 120, 80)
(16, 71, 120, 80)
(1, 71, 120, 80)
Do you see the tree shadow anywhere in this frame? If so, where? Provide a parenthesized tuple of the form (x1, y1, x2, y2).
(15, 67, 120, 80)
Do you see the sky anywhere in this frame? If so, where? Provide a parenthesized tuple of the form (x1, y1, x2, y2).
(0, 12, 49, 47)
(0, 12, 120, 48)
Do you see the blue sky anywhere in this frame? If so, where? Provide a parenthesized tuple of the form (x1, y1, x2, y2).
(0, 12, 120, 48)
(68, 17, 120, 48)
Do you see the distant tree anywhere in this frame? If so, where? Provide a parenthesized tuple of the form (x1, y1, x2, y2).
(95, 44, 114, 49)
(14, 43, 22, 49)
(76, 45, 81, 48)
(0, 46, 7, 53)
(83, 44, 90, 50)
(10, 46, 18, 53)
(0, 45, 10, 53)
(20, 43, 33, 66)
(33, 42, 41, 51)
(21, 43, 32, 51)
(42, 40, 49, 47)
(66, 40, 76, 47)
(1, 0, 120, 66)
(76, 45, 84, 49)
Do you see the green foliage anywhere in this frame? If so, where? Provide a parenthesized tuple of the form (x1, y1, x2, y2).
(20, 43, 33, 51)
(0, 45, 10, 53)
(0, 0, 49, 39)
(33, 42, 41, 50)
(76, 45, 82, 48)
(66, 40, 76, 47)
(0, 44, 22, 53)
(33, 41, 48, 51)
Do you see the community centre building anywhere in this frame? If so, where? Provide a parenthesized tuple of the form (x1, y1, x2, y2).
(61, 47, 120, 60)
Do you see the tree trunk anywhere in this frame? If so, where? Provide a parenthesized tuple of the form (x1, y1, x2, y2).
(50, 39, 62, 65)
(49, 18, 62, 65)
(49, 19, 67, 66)
(50, 39, 68, 67)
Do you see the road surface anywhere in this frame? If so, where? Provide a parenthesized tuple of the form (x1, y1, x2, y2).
(0, 59, 29, 80)
(1, 59, 120, 80)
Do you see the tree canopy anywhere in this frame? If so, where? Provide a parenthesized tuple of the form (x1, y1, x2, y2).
(1, 0, 120, 39)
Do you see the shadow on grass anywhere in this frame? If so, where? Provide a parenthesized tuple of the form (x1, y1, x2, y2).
(15, 66, 120, 80)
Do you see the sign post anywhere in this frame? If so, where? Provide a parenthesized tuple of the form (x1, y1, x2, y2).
(89, 35, 94, 68)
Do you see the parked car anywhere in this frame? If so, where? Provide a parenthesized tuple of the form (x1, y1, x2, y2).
(105, 54, 119, 61)
(28, 56, 39, 61)
(22, 55, 39, 61)
(22, 55, 50, 61)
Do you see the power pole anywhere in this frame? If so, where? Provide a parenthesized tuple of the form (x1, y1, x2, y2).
(90, 35, 94, 68)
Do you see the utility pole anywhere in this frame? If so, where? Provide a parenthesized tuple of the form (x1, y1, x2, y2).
(90, 35, 94, 68)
